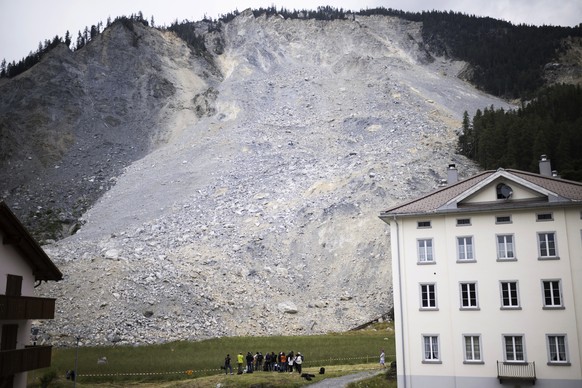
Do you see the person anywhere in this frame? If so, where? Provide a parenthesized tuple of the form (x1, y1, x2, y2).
(279, 352, 287, 373)
(257, 352, 264, 371)
(237, 352, 244, 374)
(380, 349, 386, 368)
(295, 352, 303, 373)
(288, 353, 294, 372)
(246, 351, 254, 373)
(224, 354, 233, 375)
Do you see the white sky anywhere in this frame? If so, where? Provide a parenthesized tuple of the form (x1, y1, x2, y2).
(1, 0, 581, 64)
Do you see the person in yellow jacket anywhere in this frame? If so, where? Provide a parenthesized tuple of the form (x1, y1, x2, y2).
(237, 352, 244, 374)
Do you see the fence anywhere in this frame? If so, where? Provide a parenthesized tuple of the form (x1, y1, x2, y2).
(78, 354, 395, 378)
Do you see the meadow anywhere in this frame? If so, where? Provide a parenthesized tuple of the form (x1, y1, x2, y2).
(28, 323, 396, 387)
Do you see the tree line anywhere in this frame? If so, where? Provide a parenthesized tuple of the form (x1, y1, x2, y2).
(458, 84, 582, 181)
(358, 8, 582, 99)
(0, 13, 150, 79)
(4, 7, 580, 99)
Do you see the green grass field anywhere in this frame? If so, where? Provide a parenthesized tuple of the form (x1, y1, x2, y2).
(28, 323, 395, 387)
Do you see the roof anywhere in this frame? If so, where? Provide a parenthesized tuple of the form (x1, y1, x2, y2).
(0, 201, 63, 282)
(380, 168, 582, 218)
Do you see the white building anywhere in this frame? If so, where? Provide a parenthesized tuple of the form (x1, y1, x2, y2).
(380, 159, 582, 387)
(0, 201, 62, 388)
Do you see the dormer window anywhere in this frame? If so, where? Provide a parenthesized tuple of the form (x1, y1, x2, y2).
(496, 183, 513, 200)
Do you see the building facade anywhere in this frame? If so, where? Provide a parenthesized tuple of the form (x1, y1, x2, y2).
(380, 161, 582, 387)
(0, 202, 62, 388)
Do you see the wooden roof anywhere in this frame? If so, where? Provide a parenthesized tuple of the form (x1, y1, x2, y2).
(0, 201, 63, 282)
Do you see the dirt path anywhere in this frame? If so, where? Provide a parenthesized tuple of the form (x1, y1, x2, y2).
(307, 370, 385, 387)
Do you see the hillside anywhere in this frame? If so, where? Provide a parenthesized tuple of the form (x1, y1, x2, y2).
(0, 11, 512, 345)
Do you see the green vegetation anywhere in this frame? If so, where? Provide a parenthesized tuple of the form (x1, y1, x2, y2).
(28, 323, 394, 387)
(458, 84, 582, 181)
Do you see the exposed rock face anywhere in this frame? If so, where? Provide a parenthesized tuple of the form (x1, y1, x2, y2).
(1, 12, 512, 346)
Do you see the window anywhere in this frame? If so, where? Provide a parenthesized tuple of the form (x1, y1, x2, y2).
(537, 212, 553, 221)
(504, 335, 525, 362)
(503, 335, 525, 362)
(542, 280, 563, 308)
(423, 335, 440, 362)
(460, 282, 478, 309)
(500, 281, 520, 309)
(420, 284, 437, 309)
(538, 232, 557, 258)
(417, 239, 434, 263)
(417, 221, 431, 228)
(464, 335, 482, 362)
(547, 335, 569, 364)
(456, 218, 471, 226)
(457, 236, 474, 262)
(497, 234, 515, 260)
(497, 183, 513, 199)
(6, 275, 23, 296)
(496, 215, 512, 224)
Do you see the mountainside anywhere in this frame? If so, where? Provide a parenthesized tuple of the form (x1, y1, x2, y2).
(0, 11, 513, 346)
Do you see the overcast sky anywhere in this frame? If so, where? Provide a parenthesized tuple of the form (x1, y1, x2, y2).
(1, 0, 581, 64)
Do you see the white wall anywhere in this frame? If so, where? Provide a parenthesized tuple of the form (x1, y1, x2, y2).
(391, 206, 582, 384)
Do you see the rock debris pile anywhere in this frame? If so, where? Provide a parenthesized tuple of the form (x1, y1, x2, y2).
(2, 11, 511, 346)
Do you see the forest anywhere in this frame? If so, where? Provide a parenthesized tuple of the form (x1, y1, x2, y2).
(458, 84, 582, 181)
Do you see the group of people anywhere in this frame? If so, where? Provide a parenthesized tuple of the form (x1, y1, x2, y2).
(223, 351, 304, 375)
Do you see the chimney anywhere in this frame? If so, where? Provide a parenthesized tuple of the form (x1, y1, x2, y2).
(447, 164, 458, 184)
(539, 155, 552, 176)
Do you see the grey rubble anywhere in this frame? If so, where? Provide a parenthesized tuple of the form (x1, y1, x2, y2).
(10, 11, 511, 346)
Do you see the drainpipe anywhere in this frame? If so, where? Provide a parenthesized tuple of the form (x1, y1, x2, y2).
(393, 216, 408, 388)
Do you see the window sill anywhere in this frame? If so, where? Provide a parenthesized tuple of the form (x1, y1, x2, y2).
(547, 362, 571, 366)
(419, 308, 439, 312)
(497, 258, 517, 262)
(456, 260, 477, 264)
(538, 256, 560, 261)
(417, 261, 436, 265)
(422, 360, 442, 364)
(463, 361, 484, 365)
(543, 306, 565, 310)
(500, 306, 522, 310)
(460, 307, 480, 311)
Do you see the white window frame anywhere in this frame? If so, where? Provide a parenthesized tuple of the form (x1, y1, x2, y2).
(463, 334, 483, 363)
(495, 215, 512, 224)
(417, 238, 435, 264)
(420, 283, 437, 310)
(456, 218, 471, 226)
(536, 212, 553, 221)
(459, 282, 479, 309)
(457, 236, 475, 262)
(542, 279, 564, 309)
(496, 234, 516, 261)
(500, 281, 520, 309)
(503, 335, 526, 362)
(538, 232, 558, 259)
(422, 335, 441, 363)
(546, 334, 570, 365)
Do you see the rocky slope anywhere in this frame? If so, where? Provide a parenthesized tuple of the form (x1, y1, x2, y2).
(1, 11, 513, 346)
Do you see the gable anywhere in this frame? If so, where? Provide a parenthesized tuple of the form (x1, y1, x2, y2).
(381, 168, 582, 217)
(0, 202, 62, 282)
(461, 177, 547, 204)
